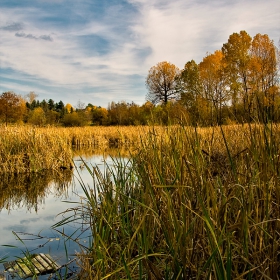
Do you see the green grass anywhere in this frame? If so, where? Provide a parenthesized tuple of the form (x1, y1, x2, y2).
(54, 123, 280, 279)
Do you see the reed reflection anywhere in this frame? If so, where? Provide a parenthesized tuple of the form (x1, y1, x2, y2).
(0, 170, 73, 212)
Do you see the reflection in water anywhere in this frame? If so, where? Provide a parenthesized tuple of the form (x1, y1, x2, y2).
(0, 151, 129, 279)
(0, 149, 130, 213)
(0, 170, 73, 212)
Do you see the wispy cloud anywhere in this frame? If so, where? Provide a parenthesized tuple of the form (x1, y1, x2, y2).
(15, 32, 53, 41)
(0, 0, 279, 107)
(39, 34, 53, 41)
(0, 21, 24, 31)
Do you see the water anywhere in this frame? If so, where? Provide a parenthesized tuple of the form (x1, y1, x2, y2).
(0, 153, 118, 279)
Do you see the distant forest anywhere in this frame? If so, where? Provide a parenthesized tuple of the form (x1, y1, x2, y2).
(0, 30, 279, 127)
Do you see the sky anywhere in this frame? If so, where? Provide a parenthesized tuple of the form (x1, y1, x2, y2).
(0, 0, 279, 108)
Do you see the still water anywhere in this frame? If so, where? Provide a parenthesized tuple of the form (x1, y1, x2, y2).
(0, 153, 118, 279)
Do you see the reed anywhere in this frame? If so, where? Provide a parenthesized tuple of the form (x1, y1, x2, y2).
(0, 126, 73, 174)
(54, 123, 280, 279)
(0, 125, 149, 173)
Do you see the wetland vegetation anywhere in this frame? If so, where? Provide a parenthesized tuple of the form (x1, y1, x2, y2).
(2, 124, 280, 279)
(1, 29, 280, 278)
(53, 123, 280, 279)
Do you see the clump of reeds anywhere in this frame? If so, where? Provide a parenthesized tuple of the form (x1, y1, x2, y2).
(0, 126, 73, 174)
(62, 126, 148, 148)
(55, 123, 280, 279)
(0, 125, 150, 174)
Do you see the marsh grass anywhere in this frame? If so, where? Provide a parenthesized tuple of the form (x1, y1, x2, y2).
(4, 123, 280, 278)
(0, 126, 73, 174)
(0, 125, 147, 174)
(52, 123, 280, 279)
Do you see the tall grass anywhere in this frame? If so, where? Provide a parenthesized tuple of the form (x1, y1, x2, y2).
(0, 126, 73, 174)
(55, 123, 280, 279)
(0, 125, 147, 173)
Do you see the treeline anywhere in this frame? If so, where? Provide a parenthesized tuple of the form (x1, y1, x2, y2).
(146, 31, 280, 125)
(0, 91, 189, 126)
(0, 30, 279, 126)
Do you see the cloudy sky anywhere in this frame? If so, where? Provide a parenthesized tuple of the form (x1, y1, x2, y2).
(0, 0, 279, 108)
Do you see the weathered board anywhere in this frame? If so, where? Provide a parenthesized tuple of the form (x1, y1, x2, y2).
(3, 253, 61, 279)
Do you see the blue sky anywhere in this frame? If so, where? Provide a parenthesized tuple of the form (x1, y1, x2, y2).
(0, 0, 279, 108)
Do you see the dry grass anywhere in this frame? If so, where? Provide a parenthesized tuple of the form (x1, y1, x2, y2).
(0, 125, 148, 174)
(0, 126, 73, 174)
(3, 123, 280, 278)
(53, 122, 280, 279)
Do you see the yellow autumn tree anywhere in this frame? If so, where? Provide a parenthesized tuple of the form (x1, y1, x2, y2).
(222, 31, 252, 121)
(65, 103, 74, 113)
(199, 50, 229, 124)
(146, 61, 181, 104)
(28, 107, 46, 126)
(0, 91, 27, 125)
(250, 33, 279, 122)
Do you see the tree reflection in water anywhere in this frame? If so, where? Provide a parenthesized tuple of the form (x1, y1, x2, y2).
(0, 169, 73, 212)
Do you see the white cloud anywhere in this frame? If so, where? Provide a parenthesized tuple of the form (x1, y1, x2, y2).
(0, 0, 279, 106)
(129, 0, 280, 68)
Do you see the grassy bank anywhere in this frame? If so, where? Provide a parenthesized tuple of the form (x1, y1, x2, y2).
(0, 126, 73, 174)
(56, 123, 280, 279)
(0, 125, 145, 174)
(0, 124, 269, 174)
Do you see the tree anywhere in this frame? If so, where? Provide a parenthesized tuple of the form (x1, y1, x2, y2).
(65, 103, 74, 113)
(199, 51, 229, 124)
(92, 107, 108, 125)
(62, 112, 85, 127)
(25, 91, 38, 103)
(76, 100, 86, 110)
(180, 60, 203, 124)
(139, 101, 154, 125)
(0, 91, 26, 125)
(45, 110, 60, 125)
(107, 101, 130, 125)
(146, 61, 181, 104)
(28, 107, 46, 126)
(48, 99, 55, 110)
(55, 100, 65, 112)
(222, 31, 252, 121)
(250, 33, 279, 122)
(40, 99, 49, 112)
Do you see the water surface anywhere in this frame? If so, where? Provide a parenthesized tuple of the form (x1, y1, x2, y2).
(0, 153, 118, 279)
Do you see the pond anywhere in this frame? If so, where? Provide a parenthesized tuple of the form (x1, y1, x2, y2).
(0, 153, 120, 279)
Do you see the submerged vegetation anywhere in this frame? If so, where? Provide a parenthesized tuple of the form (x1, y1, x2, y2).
(50, 123, 280, 279)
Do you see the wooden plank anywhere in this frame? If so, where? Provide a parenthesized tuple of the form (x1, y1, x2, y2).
(3, 253, 61, 279)
(28, 256, 45, 273)
(33, 254, 52, 271)
(11, 262, 30, 279)
(17, 257, 40, 276)
(40, 253, 60, 270)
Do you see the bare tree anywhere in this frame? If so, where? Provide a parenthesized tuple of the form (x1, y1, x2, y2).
(25, 91, 38, 103)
